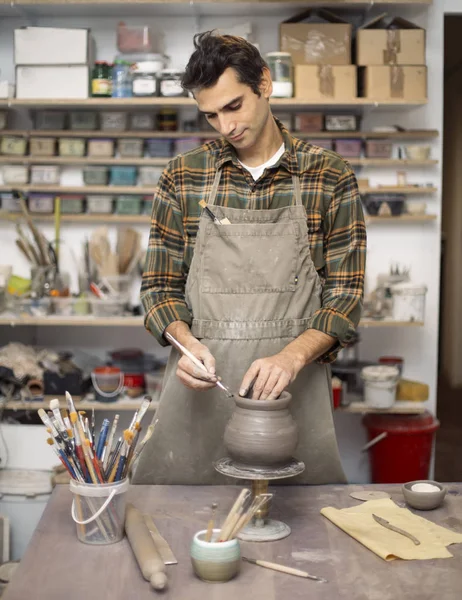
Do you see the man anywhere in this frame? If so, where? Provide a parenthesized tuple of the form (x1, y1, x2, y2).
(133, 32, 366, 485)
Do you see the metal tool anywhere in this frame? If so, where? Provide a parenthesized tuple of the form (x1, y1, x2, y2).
(165, 332, 234, 398)
(372, 514, 421, 546)
(143, 514, 178, 565)
(242, 557, 327, 583)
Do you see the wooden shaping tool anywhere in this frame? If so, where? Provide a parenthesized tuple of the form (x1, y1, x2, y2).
(125, 503, 168, 591)
(372, 514, 421, 546)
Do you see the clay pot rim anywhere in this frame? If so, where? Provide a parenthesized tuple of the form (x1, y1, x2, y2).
(235, 390, 291, 411)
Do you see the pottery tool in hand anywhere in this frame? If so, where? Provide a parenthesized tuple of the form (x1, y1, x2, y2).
(125, 503, 168, 591)
(242, 557, 327, 583)
(143, 514, 177, 565)
(372, 514, 421, 545)
(165, 332, 234, 397)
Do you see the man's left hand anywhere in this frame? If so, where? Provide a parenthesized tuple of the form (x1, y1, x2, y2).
(239, 351, 304, 400)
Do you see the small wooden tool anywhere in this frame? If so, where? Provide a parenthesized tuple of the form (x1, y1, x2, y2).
(372, 514, 421, 546)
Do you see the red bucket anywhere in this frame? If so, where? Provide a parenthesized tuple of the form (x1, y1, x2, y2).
(363, 411, 440, 483)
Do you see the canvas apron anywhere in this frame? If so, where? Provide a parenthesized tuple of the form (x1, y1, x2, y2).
(133, 169, 346, 485)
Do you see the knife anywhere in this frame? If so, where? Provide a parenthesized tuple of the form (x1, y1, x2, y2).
(372, 513, 421, 546)
(143, 514, 178, 565)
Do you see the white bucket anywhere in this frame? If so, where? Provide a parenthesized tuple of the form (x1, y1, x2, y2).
(70, 478, 129, 545)
(392, 283, 427, 322)
(361, 365, 400, 409)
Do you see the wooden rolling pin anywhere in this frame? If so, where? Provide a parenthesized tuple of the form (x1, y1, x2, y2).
(125, 503, 168, 591)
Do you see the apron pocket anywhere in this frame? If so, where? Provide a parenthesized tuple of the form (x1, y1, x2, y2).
(201, 222, 298, 294)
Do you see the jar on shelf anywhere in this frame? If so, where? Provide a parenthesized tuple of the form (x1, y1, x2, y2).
(266, 52, 293, 98)
(132, 61, 161, 97)
(92, 61, 112, 97)
(112, 60, 133, 98)
(159, 69, 186, 97)
(157, 108, 178, 131)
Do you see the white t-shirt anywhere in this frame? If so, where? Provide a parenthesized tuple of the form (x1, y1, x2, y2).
(238, 143, 285, 181)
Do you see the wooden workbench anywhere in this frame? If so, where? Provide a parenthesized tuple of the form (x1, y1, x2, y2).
(3, 484, 462, 600)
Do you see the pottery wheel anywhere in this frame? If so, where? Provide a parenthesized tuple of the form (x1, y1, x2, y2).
(214, 457, 305, 542)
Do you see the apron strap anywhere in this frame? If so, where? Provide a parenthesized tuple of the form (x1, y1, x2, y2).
(292, 175, 303, 207)
(208, 169, 222, 207)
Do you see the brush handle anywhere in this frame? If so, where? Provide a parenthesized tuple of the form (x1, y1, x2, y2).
(125, 503, 168, 591)
(246, 559, 326, 582)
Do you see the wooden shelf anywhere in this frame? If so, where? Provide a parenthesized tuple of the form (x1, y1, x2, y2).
(366, 215, 437, 223)
(0, 315, 423, 327)
(4, 395, 158, 412)
(340, 402, 425, 415)
(0, 156, 438, 168)
(0, 98, 428, 109)
(360, 186, 437, 195)
(1, 129, 440, 141)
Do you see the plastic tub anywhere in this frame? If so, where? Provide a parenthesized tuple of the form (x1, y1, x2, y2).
(0, 469, 52, 560)
(146, 138, 172, 157)
(30, 165, 60, 185)
(1, 136, 27, 156)
(61, 194, 85, 214)
(35, 111, 66, 130)
(28, 193, 54, 214)
(404, 145, 431, 161)
(69, 111, 98, 131)
(88, 139, 114, 158)
(100, 111, 127, 131)
(363, 412, 440, 483)
(117, 22, 154, 53)
(118, 138, 144, 158)
(392, 283, 427, 322)
(87, 195, 113, 214)
(91, 366, 125, 402)
(130, 113, 155, 130)
(115, 194, 143, 214)
(361, 365, 399, 409)
(59, 138, 86, 157)
(2, 165, 29, 184)
(110, 166, 138, 186)
(363, 194, 405, 217)
(378, 356, 404, 377)
(29, 138, 56, 157)
(174, 137, 201, 155)
(70, 478, 129, 545)
(1, 193, 21, 212)
(335, 139, 362, 158)
(139, 166, 162, 187)
(84, 166, 109, 186)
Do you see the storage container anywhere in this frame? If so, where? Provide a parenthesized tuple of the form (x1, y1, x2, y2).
(363, 194, 405, 217)
(0, 111, 7, 130)
(266, 52, 293, 98)
(29, 137, 56, 157)
(0, 193, 21, 212)
(130, 113, 154, 130)
(35, 111, 66, 130)
(143, 195, 153, 215)
(404, 145, 431, 161)
(361, 365, 399, 409)
(59, 138, 86, 157)
(87, 195, 113, 214)
(158, 69, 186, 97)
(1, 136, 27, 156)
(324, 114, 359, 131)
(365, 140, 393, 159)
(156, 109, 177, 131)
(294, 113, 323, 132)
(28, 193, 54, 214)
(100, 111, 127, 131)
(83, 166, 109, 186)
(335, 139, 362, 158)
(61, 194, 85, 214)
(392, 283, 427, 323)
(174, 137, 201, 155)
(88, 139, 114, 158)
(2, 165, 29, 184)
(90, 297, 126, 317)
(405, 201, 427, 216)
(0, 469, 52, 560)
(30, 165, 60, 185)
(139, 166, 162, 187)
(146, 138, 172, 157)
(110, 166, 137, 186)
(117, 22, 155, 53)
(115, 194, 143, 214)
(118, 138, 144, 158)
(69, 111, 98, 131)
(309, 139, 333, 151)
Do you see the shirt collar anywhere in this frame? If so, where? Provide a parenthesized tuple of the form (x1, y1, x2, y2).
(214, 116, 300, 176)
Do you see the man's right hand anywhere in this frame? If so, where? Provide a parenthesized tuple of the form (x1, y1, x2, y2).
(165, 322, 218, 392)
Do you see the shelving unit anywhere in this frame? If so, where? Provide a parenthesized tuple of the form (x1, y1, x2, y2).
(3, 395, 158, 412)
(340, 402, 426, 415)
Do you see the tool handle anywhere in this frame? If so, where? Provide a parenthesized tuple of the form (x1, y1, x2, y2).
(374, 517, 421, 546)
(254, 560, 315, 579)
(125, 504, 167, 590)
(165, 332, 208, 373)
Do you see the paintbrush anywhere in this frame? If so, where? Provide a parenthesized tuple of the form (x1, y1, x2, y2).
(218, 489, 251, 542)
(165, 332, 234, 398)
(128, 421, 157, 475)
(102, 414, 119, 470)
(205, 502, 218, 542)
(14, 189, 49, 265)
(241, 557, 328, 583)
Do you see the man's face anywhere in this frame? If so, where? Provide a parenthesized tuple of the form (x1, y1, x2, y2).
(195, 67, 272, 152)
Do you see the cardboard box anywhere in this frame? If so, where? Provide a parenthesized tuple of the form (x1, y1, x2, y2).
(295, 65, 357, 101)
(356, 15, 425, 66)
(14, 27, 90, 65)
(280, 9, 352, 65)
(294, 112, 324, 132)
(16, 66, 90, 99)
(361, 66, 426, 102)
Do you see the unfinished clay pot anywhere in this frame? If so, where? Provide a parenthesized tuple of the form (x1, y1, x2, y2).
(224, 391, 298, 468)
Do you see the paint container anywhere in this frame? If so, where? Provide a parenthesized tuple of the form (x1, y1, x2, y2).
(361, 365, 399, 409)
(91, 366, 125, 402)
(391, 283, 427, 322)
(190, 529, 241, 583)
(70, 478, 128, 545)
(378, 356, 404, 376)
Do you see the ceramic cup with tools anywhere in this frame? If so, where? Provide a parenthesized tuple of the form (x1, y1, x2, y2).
(190, 529, 241, 583)
(402, 480, 447, 510)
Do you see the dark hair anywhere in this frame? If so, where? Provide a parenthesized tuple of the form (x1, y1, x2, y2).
(182, 31, 267, 96)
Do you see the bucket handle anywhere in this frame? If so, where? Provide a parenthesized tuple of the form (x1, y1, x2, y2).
(91, 371, 125, 398)
(361, 432, 388, 453)
(71, 489, 117, 525)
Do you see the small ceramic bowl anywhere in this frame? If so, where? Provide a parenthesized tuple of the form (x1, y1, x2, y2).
(402, 480, 447, 510)
(190, 529, 241, 583)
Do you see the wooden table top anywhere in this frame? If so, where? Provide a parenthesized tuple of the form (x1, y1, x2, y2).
(3, 484, 462, 600)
